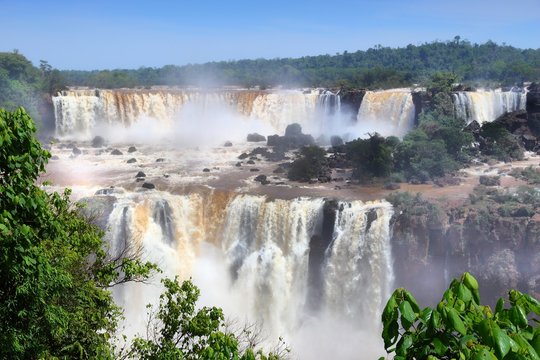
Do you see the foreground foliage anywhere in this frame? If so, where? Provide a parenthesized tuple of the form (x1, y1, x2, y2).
(128, 277, 283, 360)
(381, 273, 540, 359)
(1, 107, 282, 359)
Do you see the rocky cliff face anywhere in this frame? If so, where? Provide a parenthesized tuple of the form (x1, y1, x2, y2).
(390, 189, 540, 306)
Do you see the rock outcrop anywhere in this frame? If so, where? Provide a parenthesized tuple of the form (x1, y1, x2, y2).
(390, 189, 540, 306)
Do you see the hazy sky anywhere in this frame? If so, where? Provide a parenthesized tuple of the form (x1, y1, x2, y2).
(1, 0, 539, 70)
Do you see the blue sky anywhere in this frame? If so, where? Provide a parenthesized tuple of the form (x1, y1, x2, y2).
(1, 0, 539, 70)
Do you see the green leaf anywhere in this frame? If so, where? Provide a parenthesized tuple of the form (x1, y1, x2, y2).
(509, 305, 528, 328)
(382, 293, 398, 323)
(457, 283, 472, 304)
(472, 348, 497, 360)
(399, 300, 416, 330)
(448, 308, 467, 336)
(433, 337, 447, 356)
(495, 298, 505, 314)
(404, 291, 421, 313)
(492, 327, 511, 359)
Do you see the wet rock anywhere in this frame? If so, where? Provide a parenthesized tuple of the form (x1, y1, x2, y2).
(235, 162, 242, 167)
(247, 133, 266, 142)
(254, 174, 267, 183)
(163, 174, 170, 178)
(128, 146, 137, 153)
(127, 158, 137, 163)
(224, 141, 233, 147)
(246, 160, 255, 165)
(136, 178, 145, 182)
(111, 149, 123, 155)
(156, 158, 166, 162)
(273, 167, 285, 174)
(135, 171, 146, 178)
(238, 153, 249, 160)
(250, 168, 260, 172)
(91, 136, 106, 148)
(142, 182, 155, 190)
(267, 123, 315, 151)
(72, 147, 82, 156)
(285, 123, 302, 137)
(203, 168, 210, 172)
(366, 209, 378, 232)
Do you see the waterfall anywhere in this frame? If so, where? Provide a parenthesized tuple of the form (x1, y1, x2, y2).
(323, 201, 393, 328)
(92, 190, 393, 357)
(53, 89, 342, 138)
(453, 89, 526, 124)
(356, 89, 416, 137)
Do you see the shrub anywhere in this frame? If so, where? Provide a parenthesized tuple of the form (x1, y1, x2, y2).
(381, 273, 540, 360)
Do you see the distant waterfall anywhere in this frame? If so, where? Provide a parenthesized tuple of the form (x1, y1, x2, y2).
(93, 190, 393, 346)
(53, 89, 341, 137)
(356, 89, 416, 137)
(453, 89, 526, 124)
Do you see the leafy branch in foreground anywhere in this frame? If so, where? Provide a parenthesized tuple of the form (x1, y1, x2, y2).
(127, 277, 286, 360)
(381, 272, 540, 359)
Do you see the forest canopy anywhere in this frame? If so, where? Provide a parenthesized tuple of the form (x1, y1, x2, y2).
(59, 38, 540, 89)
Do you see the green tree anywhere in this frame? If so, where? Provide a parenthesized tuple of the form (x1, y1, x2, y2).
(128, 278, 283, 360)
(287, 145, 328, 182)
(345, 133, 397, 180)
(0, 108, 156, 359)
(381, 273, 540, 359)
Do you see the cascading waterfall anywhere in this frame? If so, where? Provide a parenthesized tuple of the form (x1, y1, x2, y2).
(453, 89, 526, 124)
(53, 89, 342, 137)
(356, 89, 416, 137)
(93, 190, 393, 356)
(323, 201, 393, 328)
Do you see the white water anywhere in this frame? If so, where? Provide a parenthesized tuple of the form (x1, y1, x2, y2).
(355, 89, 416, 137)
(53, 89, 342, 141)
(96, 190, 393, 359)
(52, 88, 422, 141)
(453, 89, 526, 124)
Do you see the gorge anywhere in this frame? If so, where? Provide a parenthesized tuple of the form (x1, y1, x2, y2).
(44, 85, 537, 359)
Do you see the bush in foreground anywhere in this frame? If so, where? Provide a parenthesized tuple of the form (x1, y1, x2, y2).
(381, 272, 540, 359)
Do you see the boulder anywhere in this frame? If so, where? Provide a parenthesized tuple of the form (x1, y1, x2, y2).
(203, 168, 210, 172)
(111, 149, 123, 155)
(246, 160, 255, 165)
(142, 182, 155, 190)
(135, 171, 146, 178)
(128, 146, 137, 153)
(72, 147, 82, 156)
(235, 162, 242, 167)
(127, 158, 137, 163)
(224, 141, 233, 147)
(247, 133, 266, 142)
(254, 174, 267, 183)
(267, 124, 315, 151)
(91, 136, 106, 148)
(250, 168, 260, 172)
(238, 153, 249, 160)
(285, 123, 302, 137)
(156, 158, 165, 162)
